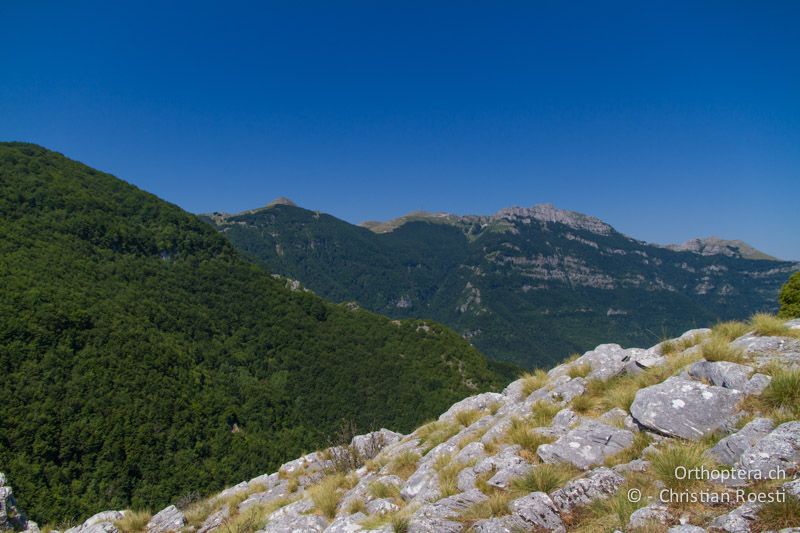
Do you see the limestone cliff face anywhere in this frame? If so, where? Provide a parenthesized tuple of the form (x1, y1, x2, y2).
(18, 318, 800, 533)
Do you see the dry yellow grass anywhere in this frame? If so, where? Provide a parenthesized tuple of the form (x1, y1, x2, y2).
(114, 510, 151, 533)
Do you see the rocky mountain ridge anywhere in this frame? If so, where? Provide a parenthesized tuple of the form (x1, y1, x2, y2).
(11, 316, 799, 532)
(663, 237, 779, 262)
(203, 202, 799, 366)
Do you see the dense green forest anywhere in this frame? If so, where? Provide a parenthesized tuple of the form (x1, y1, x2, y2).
(780, 272, 800, 317)
(204, 203, 799, 367)
(0, 143, 514, 522)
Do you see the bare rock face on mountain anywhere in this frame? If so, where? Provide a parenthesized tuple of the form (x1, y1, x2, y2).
(664, 236, 778, 261)
(15, 320, 800, 532)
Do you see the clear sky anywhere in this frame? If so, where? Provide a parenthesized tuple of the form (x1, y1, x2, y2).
(2, 1, 799, 259)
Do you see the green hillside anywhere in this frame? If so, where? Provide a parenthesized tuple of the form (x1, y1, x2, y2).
(204, 203, 799, 367)
(0, 143, 512, 521)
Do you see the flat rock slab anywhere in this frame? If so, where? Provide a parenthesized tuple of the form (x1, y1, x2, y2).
(538, 420, 634, 469)
(630, 377, 742, 440)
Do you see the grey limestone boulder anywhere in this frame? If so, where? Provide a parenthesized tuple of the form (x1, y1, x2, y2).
(64, 511, 124, 533)
(239, 483, 291, 511)
(630, 377, 742, 439)
(437, 392, 504, 422)
(322, 512, 368, 533)
(472, 494, 566, 533)
(351, 429, 403, 459)
(549, 467, 624, 512)
(744, 373, 772, 395)
(687, 361, 754, 390)
(736, 421, 800, 479)
(507, 492, 566, 533)
(262, 498, 325, 533)
(709, 501, 760, 532)
(709, 418, 774, 466)
(453, 441, 485, 464)
(407, 489, 487, 533)
(365, 498, 399, 516)
(146, 506, 185, 533)
(731, 335, 800, 366)
(628, 504, 672, 529)
(538, 420, 634, 469)
(197, 506, 229, 533)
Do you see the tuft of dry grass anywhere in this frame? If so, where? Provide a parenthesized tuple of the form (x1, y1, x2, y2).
(308, 473, 349, 518)
(435, 456, 464, 499)
(510, 463, 578, 494)
(387, 450, 421, 479)
(415, 420, 461, 454)
(699, 335, 746, 363)
(529, 400, 562, 427)
(650, 441, 712, 492)
(347, 498, 366, 514)
(457, 491, 513, 524)
(753, 493, 800, 530)
(369, 480, 401, 500)
(750, 313, 795, 337)
(114, 510, 151, 533)
(519, 369, 549, 397)
(567, 362, 592, 379)
(454, 408, 483, 428)
(503, 418, 554, 457)
(712, 320, 750, 342)
(570, 394, 598, 414)
(761, 368, 800, 418)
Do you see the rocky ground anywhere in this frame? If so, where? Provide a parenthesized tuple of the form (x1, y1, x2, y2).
(4, 316, 800, 532)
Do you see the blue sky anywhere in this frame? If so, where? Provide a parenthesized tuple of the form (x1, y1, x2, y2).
(2, 1, 799, 259)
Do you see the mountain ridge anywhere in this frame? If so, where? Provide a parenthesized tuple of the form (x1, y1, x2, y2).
(204, 202, 799, 367)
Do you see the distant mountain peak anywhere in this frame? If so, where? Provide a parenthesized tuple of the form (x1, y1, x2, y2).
(266, 196, 297, 208)
(492, 204, 614, 235)
(664, 236, 778, 261)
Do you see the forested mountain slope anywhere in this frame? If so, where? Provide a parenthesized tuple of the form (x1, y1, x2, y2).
(0, 143, 511, 521)
(204, 203, 798, 367)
